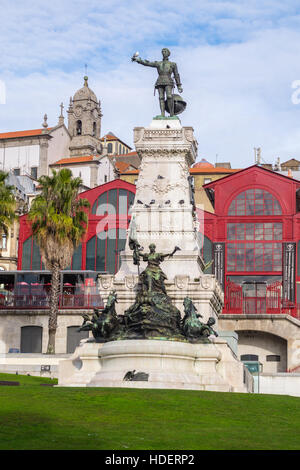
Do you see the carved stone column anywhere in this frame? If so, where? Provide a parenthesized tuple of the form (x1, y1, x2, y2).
(116, 118, 203, 281)
(38, 139, 49, 178)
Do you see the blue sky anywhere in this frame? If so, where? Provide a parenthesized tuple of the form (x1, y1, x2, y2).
(2, 0, 300, 167)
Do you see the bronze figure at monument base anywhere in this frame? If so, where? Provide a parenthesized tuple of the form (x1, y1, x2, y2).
(123, 290, 184, 340)
(78, 243, 218, 344)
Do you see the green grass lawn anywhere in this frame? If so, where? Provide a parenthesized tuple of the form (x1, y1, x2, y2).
(0, 372, 299, 450)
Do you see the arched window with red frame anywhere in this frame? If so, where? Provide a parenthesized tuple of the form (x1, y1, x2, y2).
(228, 189, 282, 216)
(18, 180, 136, 274)
(86, 185, 135, 273)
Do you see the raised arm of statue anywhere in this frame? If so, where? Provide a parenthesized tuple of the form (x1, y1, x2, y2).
(132, 57, 158, 68)
(161, 246, 181, 259)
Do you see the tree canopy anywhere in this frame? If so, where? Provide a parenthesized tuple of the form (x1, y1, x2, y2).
(28, 168, 90, 270)
(0, 171, 16, 236)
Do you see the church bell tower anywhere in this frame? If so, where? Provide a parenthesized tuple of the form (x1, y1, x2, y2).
(67, 76, 103, 157)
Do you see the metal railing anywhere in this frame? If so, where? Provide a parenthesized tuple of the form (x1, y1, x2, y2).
(0, 294, 103, 309)
(224, 297, 300, 319)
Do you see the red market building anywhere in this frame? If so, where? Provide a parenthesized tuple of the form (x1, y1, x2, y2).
(200, 165, 300, 372)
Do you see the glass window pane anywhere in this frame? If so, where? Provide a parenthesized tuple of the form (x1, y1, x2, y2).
(108, 190, 118, 215)
(22, 237, 32, 270)
(128, 191, 135, 208)
(236, 245, 245, 269)
(96, 235, 106, 271)
(255, 243, 264, 271)
(32, 239, 41, 270)
(255, 223, 263, 240)
(245, 224, 254, 240)
(228, 203, 235, 215)
(72, 244, 82, 270)
(264, 202, 273, 215)
(236, 224, 244, 240)
(86, 237, 96, 270)
(202, 235, 213, 268)
(117, 228, 127, 272)
(93, 192, 108, 215)
(264, 223, 273, 240)
(274, 201, 282, 215)
(227, 243, 235, 270)
(106, 228, 117, 273)
(227, 224, 235, 240)
(245, 191, 254, 215)
(118, 189, 128, 215)
(274, 223, 282, 240)
(264, 245, 272, 270)
(245, 243, 254, 271)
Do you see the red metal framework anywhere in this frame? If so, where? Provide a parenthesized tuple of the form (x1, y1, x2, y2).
(225, 279, 295, 315)
(202, 165, 300, 316)
(227, 221, 283, 272)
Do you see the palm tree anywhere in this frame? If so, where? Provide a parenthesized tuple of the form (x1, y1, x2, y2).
(28, 169, 90, 353)
(0, 171, 16, 249)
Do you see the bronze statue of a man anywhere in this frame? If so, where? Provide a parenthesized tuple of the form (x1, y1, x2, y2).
(132, 48, 183, 117)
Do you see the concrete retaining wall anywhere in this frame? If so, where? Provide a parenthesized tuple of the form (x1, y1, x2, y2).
(0, 353, 70, 378)
(260, 373, 300, 397)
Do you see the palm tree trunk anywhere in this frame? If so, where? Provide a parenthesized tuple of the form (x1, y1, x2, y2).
(47, 264, 60, 354)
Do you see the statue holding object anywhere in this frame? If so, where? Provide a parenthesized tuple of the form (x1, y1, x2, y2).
(131, 48, 186, 117)
(124, 243, 182, 339)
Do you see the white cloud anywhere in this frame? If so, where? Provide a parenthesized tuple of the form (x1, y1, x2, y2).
(2, 1, 300, 167)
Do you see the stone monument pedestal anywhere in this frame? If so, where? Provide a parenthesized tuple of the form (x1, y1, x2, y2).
(58, 338, 249, 392)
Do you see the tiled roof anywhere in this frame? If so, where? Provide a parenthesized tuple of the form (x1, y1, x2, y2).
(101, 134, 132, 149)
(100, 134, 119, 141)
(115, 161, 131, 172)
(193, 159, 214, 169)
(189, 167, 239, 174)
(51, 156, 94, 165)
(115, 151, 138, 158)
(122, 170, 139, 175)
(119, 167, 239, 175)
(0, 128, 52, 139)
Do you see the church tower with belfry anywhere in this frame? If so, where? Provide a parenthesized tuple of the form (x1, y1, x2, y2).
(67, 76, 103, 157)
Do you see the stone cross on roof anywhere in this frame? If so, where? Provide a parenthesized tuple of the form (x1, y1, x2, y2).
(58, 102, 64, 125)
